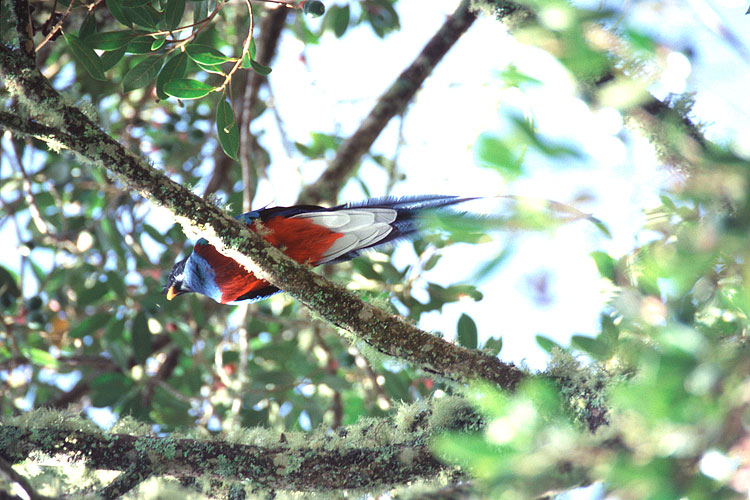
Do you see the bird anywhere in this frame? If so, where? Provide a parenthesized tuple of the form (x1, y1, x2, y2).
(163, 195, 479, 304)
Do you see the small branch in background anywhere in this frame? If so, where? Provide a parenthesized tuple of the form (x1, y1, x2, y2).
(352, 346, 390, 410)
(312, 325, 343, 429)
(298, 0, 478, 204)
(0, 455, 53, 500)
(142, 345, 181, 407)
(44, 378, 90, 409)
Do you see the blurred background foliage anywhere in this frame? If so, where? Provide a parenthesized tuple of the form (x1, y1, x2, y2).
(3, 0, 750, 498)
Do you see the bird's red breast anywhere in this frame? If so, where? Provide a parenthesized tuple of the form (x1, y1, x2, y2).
(194, 216, 344, 304)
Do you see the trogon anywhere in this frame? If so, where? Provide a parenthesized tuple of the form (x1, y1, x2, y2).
(164, 195, 477, 304)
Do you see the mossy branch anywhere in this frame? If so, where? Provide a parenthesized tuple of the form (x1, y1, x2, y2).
(0, 401, 481, 493)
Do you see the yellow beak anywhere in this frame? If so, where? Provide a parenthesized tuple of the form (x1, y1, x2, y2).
(166, 286, 178, 301)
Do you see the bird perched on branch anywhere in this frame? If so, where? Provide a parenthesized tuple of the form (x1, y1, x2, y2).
(164, 195, 478, 304)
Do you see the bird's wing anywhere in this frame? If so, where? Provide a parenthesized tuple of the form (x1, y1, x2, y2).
(292, 208, 397, 264)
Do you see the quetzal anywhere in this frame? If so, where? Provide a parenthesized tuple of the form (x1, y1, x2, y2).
(164, 195, 477, 304)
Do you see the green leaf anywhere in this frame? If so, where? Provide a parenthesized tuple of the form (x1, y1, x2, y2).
(590, 251, 615, 280)
(155, 52, 187, 99)
(106, 0, 132, 27)
(23, 347, 58, 368)
(124, 5, 160, 29)
(131, 311, 152, 364)
(77, 279, 109, 306)
(483, 336, 503, 356)
(86, 30, 137, 50)
(79, 11, 97, 39)
(249, 37, 257, 60)
(186, 44, 232, 65)
(165, 0, 185, 30)
(163, 78, 215, 99)
(150, 36, 166, 50)
(0, 266, 20, 298)
(142, 223, 167, 244)
(457, 313, 478, 349)
(101, 45, 127, 71)
(474, 132, 523, 178)
(122, 54, 164, 92)
(193, 0, 208, 25)
(69, 312, 111, 339)
(63, 32, 107, 81)
(511, 117, 583, 158)
(535, 334, 562, 353)
(90, 373, 134, 407)
(329, 4, 350, 37)
(240, 51, 252, 69)
(195, 61, 225, 75)
(126, 36, 156, 53)
(249, 59, 272, 76)
(216, 99, 239, 160)
(571, 335, 611, 360)
(498, 64, 541, 87)
(122, 0, 153, 6)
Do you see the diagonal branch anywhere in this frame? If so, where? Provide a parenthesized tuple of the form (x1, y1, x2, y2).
(0, 42, 525, 390)
(297, 0, 478, 204)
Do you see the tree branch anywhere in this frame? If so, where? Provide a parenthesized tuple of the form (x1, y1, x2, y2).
(0, 42, 525, 390)
(0, 423, 449, 491)
(297, 0, 478, 204)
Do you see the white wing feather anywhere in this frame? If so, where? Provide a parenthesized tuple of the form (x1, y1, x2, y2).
(292, 208, 397, 263)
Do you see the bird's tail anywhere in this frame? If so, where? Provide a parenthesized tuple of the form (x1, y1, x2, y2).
(342, 195, 481, 247)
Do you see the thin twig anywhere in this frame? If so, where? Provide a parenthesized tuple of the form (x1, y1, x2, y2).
(214, 0, 255, 94)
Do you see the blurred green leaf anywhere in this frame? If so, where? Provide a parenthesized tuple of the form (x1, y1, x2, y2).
(123, 54, 165, 93)
(474, 132, 523, 178)
(90, 373, 134, 407)
(571, 335, 611, 360)
(216, 98, 239, 160)
(590, 251, 615, 280)
(69, 312, 111, 339)
(483, 336, 503, 356)
(23, 347, 58, 368)
(131, 312, 152, 364)
(457, 313, 478, 349)
(328, 4, 350, 37)
(535, 335, 562, 353)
